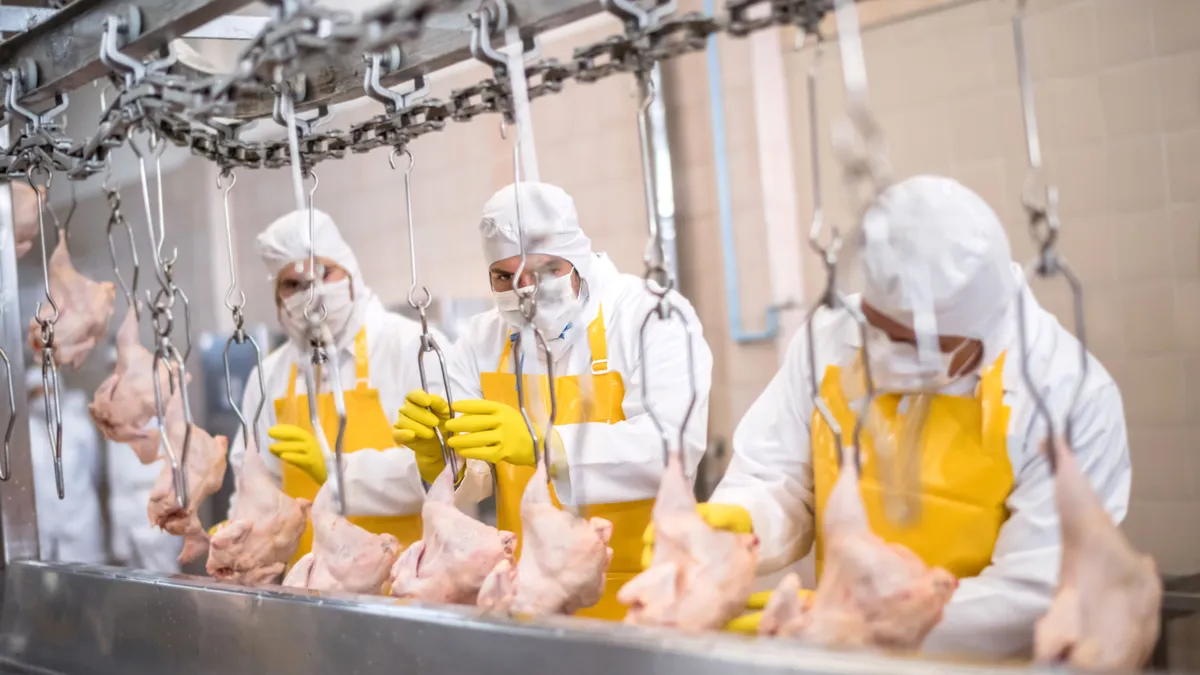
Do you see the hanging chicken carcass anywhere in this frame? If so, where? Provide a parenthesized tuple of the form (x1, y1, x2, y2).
(390, 465, 516, 604)
(146, 395, 228, 563)
(283, 482, 401, 595)
(619, 452, 758, 631)
(207, 448, 312, 585)
(29, 231, 115, 369)
(1034, 437, 1160, 669)
(759, 455, 957, 649)
(477, 461, 612, 616)
(88, 306, 176, 462)
(13, 182, 45, 259)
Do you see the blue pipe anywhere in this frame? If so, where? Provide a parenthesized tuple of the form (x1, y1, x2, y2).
(703, 0, 781, 344)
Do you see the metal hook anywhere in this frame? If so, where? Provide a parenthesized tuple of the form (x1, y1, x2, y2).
(470, 1, 510, 71)
(1011, 0, 1087, 472)
(217, 169, 244, 312)
(224, 331, 270, 458)
(0, 347, 13, 481)
(638, 305, 698, 467)
(364, 49, 429, 113)
(41, 351, 64, 499)
(28, 168, 60, 325)
(151, 347, 191, 509)
(105, 182, 139, 319)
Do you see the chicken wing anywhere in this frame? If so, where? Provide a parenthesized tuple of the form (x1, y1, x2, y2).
(283, 483, 400, 595)
(29, 231, 115, 369)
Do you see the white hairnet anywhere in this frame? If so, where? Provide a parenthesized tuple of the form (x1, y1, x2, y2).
(255, 208, 365, 296)
(860, 175, 1015, 341)
(479, 182, 594, 281)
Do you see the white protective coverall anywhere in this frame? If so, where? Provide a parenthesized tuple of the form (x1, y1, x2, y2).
(710, 175, 1131, 658)
(28, 372, 105, 563)
(108, 438, 183, 572)
(227, 209, 441, 518)
(453, 181, 715, 511)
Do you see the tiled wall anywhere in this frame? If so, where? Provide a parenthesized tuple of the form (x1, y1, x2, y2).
(783, 0, 1200, 576)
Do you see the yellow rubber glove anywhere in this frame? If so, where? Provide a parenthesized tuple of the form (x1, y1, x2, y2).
(641, 502, 753, 570)
(444, 399, 540, 466)
(268, 424, 327, 484)
(392, 389, 452, 483)
(208, 521, 227, 537)
(724, 588, 815, 634)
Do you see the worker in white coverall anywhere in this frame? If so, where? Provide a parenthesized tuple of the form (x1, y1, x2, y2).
(222, 209, 443, 564)
(651, 175, 1132, 657)
(27, 370, 105, 564)
(393, 182, 714, 621)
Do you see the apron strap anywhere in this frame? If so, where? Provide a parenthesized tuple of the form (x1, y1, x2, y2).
(286, 363, 298, 398)
(978, 350, 1009, 457)
(353, 328, 371, 389)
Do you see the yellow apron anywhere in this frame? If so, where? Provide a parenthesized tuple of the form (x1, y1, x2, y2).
(479, 307, 649, 621)
(810, 352, 1014, 578)
(277, 328, 424, 566)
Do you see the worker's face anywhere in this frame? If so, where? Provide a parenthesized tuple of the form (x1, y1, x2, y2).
(861, 301, 983, 378)
(488, 254, 580, 295)
(275, 256, 349, 305)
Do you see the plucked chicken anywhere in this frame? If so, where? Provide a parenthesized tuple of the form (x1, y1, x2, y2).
(283, 483, 401, 595)
(207, 448, 312, 585)
(88, 306, 175, 462)
(1033, 437, 1161, 670)
(29, 231, 115, 369)
(13, 182, 44, 259)
(759, 453, 957, 649)
(477, 461, 612, 615)
(619, 452, 758, 631)
(390, 465, 516, 604)
(146, 395, 229, 564)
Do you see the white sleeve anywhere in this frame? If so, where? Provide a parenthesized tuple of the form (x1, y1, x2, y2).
(709, 323, 817, 575)
(922, 382, 1131, 658)
(553, 304, 713, 507)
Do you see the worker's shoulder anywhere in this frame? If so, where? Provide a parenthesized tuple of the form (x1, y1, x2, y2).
(602, 272, 703, 325)
(1004, 309, 1120, 412)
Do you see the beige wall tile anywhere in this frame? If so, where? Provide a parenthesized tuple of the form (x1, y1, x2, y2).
(1030, 0, 1101, 80)
(1108, 356, 1188, 427)
(1155, 51, 1200, 133)
(1129, 427, 1200, 501)
(1171, 203, 1200, 279)
(1096, 0, 1157, 67)
(1041, 75, 1108, 150)
(1166, 128, 1200, 203)
(1121, 281, 1177, 355)
(1152, 0, 1200, 57)
(1124, 499, 1200, 575)
(1113, 209, 1173, 283)
(1099, 60, 1162, 138)
(1174, 280, 1200, 350)
(1107, 135, 1169, 213)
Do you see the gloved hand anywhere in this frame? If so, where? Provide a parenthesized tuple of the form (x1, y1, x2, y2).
(724, 588, 814, 634)
(268, 424, 328, 484)
(208, 521, 227, 537)
(392, 389, 453, 484)
(641, 502, 753, 569)
(444, 400, 543, 466)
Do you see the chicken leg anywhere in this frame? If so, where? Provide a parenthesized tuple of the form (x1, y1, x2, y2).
(1033, 437, 1161, 669)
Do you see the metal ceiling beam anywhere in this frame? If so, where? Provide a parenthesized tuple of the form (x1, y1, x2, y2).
(0, 0, 255, 107)
(0, 7, 269, 40)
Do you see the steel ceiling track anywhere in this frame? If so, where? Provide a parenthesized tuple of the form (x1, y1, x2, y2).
(0, 0, 257, 108)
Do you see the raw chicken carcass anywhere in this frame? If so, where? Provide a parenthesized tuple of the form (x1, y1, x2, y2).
(759, 453, 957, 649)
(283, 483, 401, 595)
(12, 182, 44, 259)
(477, 461, 612, 615)
(146, 396, 228, 564)
(1033, 437, 1161, 670)
(28, 231, 115, 369)
(390, 465, 516, 604)
(207, 449, 312, 585)
(619, 453, 758, 631)
(88, 306, 176, 461)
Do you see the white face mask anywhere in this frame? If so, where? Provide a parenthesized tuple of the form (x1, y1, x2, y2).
(279, 279, 356, 348)
(865, 326, 974, 393)
(492, 273, 581, 342)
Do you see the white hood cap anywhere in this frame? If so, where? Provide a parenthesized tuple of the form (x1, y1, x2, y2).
(479, 182, 595, 281)
(255, 208, 365, 297)
(861, 175, 1016, 341)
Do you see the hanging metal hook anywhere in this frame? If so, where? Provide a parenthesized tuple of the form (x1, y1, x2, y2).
(1011, 0, 1086, 472)
(105, 179, 140, 319)
(364, 48, 429, 114)
(0, 346, 14, 481)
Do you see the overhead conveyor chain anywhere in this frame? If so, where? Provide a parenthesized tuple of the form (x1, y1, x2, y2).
(0, 0, 846, 180)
